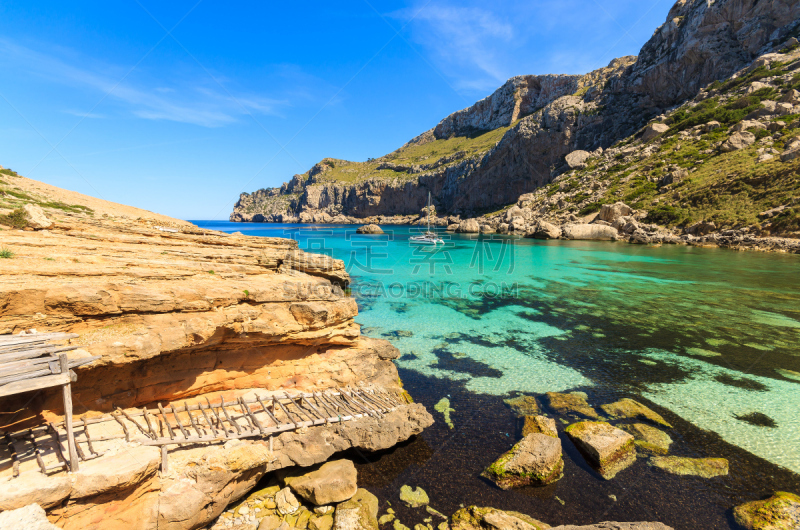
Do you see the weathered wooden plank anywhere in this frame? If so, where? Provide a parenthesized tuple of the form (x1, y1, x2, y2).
(0, 372, 71, 398)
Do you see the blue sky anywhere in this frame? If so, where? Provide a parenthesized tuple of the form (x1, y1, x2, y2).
(0, 1, 673, 219)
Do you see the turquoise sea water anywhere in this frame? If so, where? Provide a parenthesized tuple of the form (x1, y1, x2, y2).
(195, 222, 800, 476)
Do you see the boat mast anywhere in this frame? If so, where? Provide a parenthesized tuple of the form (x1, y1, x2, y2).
(427, 192, 431, 233)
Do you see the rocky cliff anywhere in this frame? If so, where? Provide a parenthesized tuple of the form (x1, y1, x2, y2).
(231, 0, 800, 225)
(0, 176, 433, 529)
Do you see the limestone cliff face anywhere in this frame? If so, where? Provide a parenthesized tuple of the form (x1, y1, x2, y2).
(231, 0, 800, 221)
(0, 185, 434, 530)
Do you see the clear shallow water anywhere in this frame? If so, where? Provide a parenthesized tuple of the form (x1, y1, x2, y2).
(196, 221, 800, 528)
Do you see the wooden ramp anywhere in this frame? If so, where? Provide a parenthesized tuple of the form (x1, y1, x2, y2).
(2, 386, 406, 475)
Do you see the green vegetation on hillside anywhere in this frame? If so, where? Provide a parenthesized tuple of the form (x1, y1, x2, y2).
(308, 123, 515, 184)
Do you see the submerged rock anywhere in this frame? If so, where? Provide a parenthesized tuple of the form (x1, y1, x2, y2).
(400, 486, 429, 508)
(620, 424, 672, 455)
(450, 506, 549, 530)
(565, 422, 636, 480)
(504, 395, 540, 416)
(522, 416, 558, 438)
(733, 491, 800, 530)
(600, 399, 672, 428)
(284, 459, 358, 505)
(545, 392, 600, 419)
(481, 433, 564, 489)
(335, 489, 379, 530)
(553, 521, 673, 530)
(648, 456, 728, 478)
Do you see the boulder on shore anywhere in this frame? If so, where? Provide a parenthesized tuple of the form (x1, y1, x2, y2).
(456, 219, 481, 233)
(562, 223, 619, 241)
(545, 392, 600, 419)
(598, 202, 633, 223)
(528, 220, 562, 240)
(551, 523, 674, 529)
(451, 506, 550, 530)
(733, 491, 800, 530)
(720, 131, 756, 152)
(648, 456, 728, 478)
(600, 398, 672, 428)
(481, 433, 564, 489)
(565, 421, 636, 480)
(284, 459, 358, 505)
(356, 224, 383, 234)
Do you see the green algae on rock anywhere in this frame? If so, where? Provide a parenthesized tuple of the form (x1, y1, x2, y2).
(649, 456, 729, 478)
(399, 486, 429, 508)
(481, 433, 564, 489)
(565, 421, 636, 480)
(599, 398, 672, 428)
(733, 491, 800, 530)
(434, 398, 455, 429)
(450, 506, 550, 530)
(621, 423, 673, 455)
(521, 415, 558, 438)
(504, 395, 540, 416)
(545, 392, 600, 419)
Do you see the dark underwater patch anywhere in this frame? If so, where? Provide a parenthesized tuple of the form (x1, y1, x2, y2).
(715, 374, 768, 392)
(735, 412, 777, 428)
(431, 348, 503, 378)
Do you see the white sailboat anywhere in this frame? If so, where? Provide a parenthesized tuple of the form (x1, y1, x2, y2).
(410, 192, 444, 245)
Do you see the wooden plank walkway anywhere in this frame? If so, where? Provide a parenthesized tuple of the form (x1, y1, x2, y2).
(0, 332, 100, 473)
(2, 386, 406, 475)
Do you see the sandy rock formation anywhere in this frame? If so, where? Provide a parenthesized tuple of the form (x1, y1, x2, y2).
(451, 506, 550, 530)
(0, 503, 59, 530)
(620, 424, 673, 455)
(641, 124, 669, 142)
(545, 392, 600, 419)
(284, 460, 358, 506)
(598, 203, 633, 223)
(733, 491, 800, 530)
(0, 184, 434, 530)
(22, 203, 53, 229)
(481, 433, 564, 489)
(599, 399, 672, 428)
(648, 456, 729, 478)
(456, 219, 481, 233)
(333, 489, 378, 530)
(562, 223, 619, 241)
(356, 225, 383, 235)
(521, 416, 558, 438)
(565, 422, 636, 480)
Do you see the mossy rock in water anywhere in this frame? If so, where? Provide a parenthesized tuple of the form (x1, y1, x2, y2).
(545, 392, 600, 419)
(621, 423, 673, 455)
(335, 489, 379, 530)
(450, 506, 549, 530)
(504, 395, 540, 416)
(599, 398, 672, 428)
(565, 421, 636, 480)
(733, 491, 800, 530)
(481, 433, 563, 489)
(649, 456, 728, 478)
(399, 485, 429, 508)
(521, 415, 558, 438)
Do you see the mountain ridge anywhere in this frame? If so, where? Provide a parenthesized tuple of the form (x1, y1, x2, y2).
(231, 0, 800, 230)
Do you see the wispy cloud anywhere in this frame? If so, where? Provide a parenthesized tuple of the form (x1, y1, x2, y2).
(393, 5, 515, 91)
(0, 39, 289, 127)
